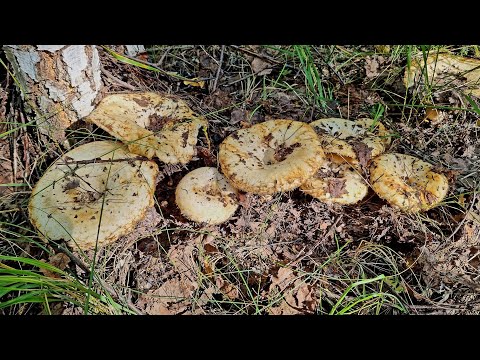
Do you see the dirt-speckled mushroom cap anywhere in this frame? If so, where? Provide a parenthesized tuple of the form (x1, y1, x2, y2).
(300, 154, 369, 205)
(28, 141, 159, 251)
(404, 53, 480, 97)
(369, 153, 449, 212)
(175, 167, 238, 225)
(85, 92, 208, 164)
(219, 119, 325, 195)
(310, 118, 391, 166)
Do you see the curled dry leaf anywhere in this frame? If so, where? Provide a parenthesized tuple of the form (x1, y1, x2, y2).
(300, 154, 368, 205)
(251, 57, 273, 76)
(137, 277, 196, 315)
(365, 56, 386, 79)
(219, 119, 325, 194)
(183, 78, 205, 88)
(40, 253, 70, 278)
(28, 141, 159, 251)
(370, 153, 449, 212)
(404, 53, 480, 97)
(85, 92, 208, 164)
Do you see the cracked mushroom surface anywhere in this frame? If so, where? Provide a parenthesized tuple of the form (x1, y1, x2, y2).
(310, 118, 391, 167)
(219, 119, 325, 195)
(28, 141, 159, 251)
(300, 154, 368, 205)
(85, 92, 208, 164)
(369, 153, 449, 212)
(175, 167, 239, 225)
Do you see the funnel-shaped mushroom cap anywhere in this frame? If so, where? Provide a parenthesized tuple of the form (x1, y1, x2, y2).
(28, 141, 159, 251)
(175, 167, 238, 225)
(369, 153, 449, 212)
(310, 118, 391, 166)
(85, 92, 208, 164)
(301, 154, 368, 205)
(219, 120, 325, 195)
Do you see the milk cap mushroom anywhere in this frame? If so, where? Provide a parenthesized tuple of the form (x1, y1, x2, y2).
(300, 154, 368, 205)
(404, 53, 480, 98)
(175, 167, 238, 225)
(28, 141, 159, 251)
(310, 118, 391, 167)
(369, 153, 449, 212)
(85, 92, 208, 164)
(219, 119, 325, 195)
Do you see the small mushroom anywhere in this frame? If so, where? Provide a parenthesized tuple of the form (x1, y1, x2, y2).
(85, 92, 208, 164)
(219, 119, 325, 195)
(310, 118, 391, 166)
(175, 167, 238, 225)
(28, 141, 159, 251)
(369, 153, 449, 212)
(300, 154, 368, 205)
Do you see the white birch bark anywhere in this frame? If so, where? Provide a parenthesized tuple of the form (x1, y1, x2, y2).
(3, 45, 103, 142)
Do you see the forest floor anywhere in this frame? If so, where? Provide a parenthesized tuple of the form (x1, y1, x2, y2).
(1, 45, 480, 315)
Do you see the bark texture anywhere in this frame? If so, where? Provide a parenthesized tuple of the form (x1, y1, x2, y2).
(3, 45, 103, 142)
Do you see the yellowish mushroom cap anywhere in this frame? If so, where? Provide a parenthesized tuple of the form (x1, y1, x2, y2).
(28, 141, 159, 251)
(404, 53, 480, 97)
(310, 118, 391, 166)
(85, 92, 208, 164)
(300, 154, 368, 205)
(219, 120, 325, 195)
(175, 167, 238, 225)
(369, 153, 449, 212)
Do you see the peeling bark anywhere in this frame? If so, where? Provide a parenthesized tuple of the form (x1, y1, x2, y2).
(3, 45, 103, 143)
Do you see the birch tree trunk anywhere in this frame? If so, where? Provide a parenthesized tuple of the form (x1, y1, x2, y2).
(3, 45, 103, 143)
(3, 45, 146, 144)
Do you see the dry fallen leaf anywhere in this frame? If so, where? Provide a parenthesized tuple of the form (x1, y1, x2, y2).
(365, 56, 385, 79)
(269, 267, 295, 292)
(251, 57, 273, 76)
(294, 280, 317, 312)
(268, 291, 302, 315)
(183, 78, 205, 88)
(327, 178, 348, 198)
(40, 253, 70, 278)
(137, 277, 195, 315)
(216, 277, 239, 300)
(352, 141, 374, 168)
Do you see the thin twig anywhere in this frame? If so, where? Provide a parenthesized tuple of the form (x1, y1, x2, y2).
(57, 156, 150, 166)
(229, 45, 294, 69)
(101, 66, 137, 91)
(212, 45, 225, 92)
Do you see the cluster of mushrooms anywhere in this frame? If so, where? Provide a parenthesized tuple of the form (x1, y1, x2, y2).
(28, 92, 449, 251)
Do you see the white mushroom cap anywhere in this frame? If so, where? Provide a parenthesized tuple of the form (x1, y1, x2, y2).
(369, 153, 449, 212)
(310, 118, 391, 166)
(175, 167, 238, 225)
(219, 119, 325, 195)
(85, 92, 208, 164)
(28, 141, 159, 251)
(300, 154, 368, 205)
